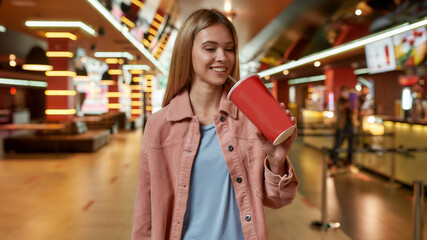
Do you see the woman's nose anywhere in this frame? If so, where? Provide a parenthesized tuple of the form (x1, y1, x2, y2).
(215, 49, 227, 61)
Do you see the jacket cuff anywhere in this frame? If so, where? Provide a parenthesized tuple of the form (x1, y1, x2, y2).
(264, 157, 293, 189)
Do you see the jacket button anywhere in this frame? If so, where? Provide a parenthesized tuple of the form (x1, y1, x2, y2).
(220, 115, 226, 122)
(245, 215, 251, 221)
(228, 145, 234, 152)
(236, 177, 242, 183)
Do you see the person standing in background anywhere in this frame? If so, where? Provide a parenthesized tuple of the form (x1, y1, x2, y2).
(330, 85, 358, 174)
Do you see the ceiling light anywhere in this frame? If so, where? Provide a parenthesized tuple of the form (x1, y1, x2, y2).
(314, 61, 321, 67)
(45, 32, 77, 40)
(0, 78, 47, 87)
(22, 46, 53, 71)
(355, 9, 362, 16)
(94, 51, 134, 60)
(45, 71, 76, 77)
(45, 109, 77, 115)
(0, 25, 6, 32)
(22, 64, 53, 71)
(288, 75, 326, 85)
(46, 51, 74, 58)
(86, 0, 168, 75)
(283, 70, 289, 75)
(25, 21, 96, 35)
(258, 16, 427, 78)
(45, 90, 77, 96)
(224, 1, 232, 12)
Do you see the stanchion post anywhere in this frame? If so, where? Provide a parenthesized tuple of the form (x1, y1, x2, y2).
(413, 181, 424, 240)
(311, 148, 340, 231)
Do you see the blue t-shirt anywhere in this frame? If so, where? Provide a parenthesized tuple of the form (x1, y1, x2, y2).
(182, 123, 244, 240)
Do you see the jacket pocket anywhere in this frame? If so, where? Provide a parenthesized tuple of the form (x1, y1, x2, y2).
(246, 149, 266, 199)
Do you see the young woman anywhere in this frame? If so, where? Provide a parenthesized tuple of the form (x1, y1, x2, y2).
(132, 9, 299, 240)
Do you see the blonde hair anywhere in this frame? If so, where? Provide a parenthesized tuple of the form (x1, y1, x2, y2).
(162, 9, 240, 107)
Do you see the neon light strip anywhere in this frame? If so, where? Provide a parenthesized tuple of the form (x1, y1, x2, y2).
(123, 64, 150, 71)
(45, 109, 76, 115)
(108, 103, 121, 109)
(131, 101, 143, 106)
(132, 77, 141, 82)
(100, 80, 116, 85)
(259, 17, 427, 78)
(121, 16, 135, 28)
(22, 64, 53, 71)
(46, 51, 74, 58)
(107, 92, 121, 97)
(108, 69, 122, 75)
(131, 0, 144, 9)
(45, 90, 77, 96)
(288, 75, 326, 85)
(105, 58, 119, 64)
(25, 21, 96, 35)
(131, 109, 142, 114)
(131, 85, 143, 90)
(130, 69, 144, 74)
(46, 71, 76, 77)
(0, 78, 47, 87)
(131, 93, 143, 98)
(86, 0, 168, 75)
(95, 52, 134, 60)
(45, 32, 77, 40)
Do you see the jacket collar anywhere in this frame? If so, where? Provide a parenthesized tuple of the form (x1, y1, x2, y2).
(167, 87, 238, 122)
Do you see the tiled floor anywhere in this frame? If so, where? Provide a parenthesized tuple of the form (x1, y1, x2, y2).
(0, 129, 425, 240)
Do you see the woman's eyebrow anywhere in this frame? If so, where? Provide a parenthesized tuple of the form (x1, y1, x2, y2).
(201, 41, 234, 46)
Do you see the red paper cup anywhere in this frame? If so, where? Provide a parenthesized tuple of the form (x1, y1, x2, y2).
(227, 74, 296, 145)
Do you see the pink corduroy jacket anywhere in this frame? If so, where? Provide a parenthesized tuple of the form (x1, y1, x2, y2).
(132, 88, 299, 240)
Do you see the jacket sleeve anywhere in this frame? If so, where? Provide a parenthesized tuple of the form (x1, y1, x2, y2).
(262, 157, 299, 209)
(131, 148, 152, 240)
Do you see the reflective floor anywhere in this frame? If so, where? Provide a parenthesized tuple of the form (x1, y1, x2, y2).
(0, 130, 425, 240)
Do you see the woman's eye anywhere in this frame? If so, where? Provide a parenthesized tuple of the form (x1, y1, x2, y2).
(226, 48, 235, 52)
(205, 48, 215, 52)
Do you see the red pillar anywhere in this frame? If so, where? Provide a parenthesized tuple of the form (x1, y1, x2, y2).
(324, 67, 357, 105)
(144, 75, 153, 115)
(272, 79, 289, 105)
(45, 37, 76, 122)
(107, 63, 122, 112)
(131, 73, 143, 118)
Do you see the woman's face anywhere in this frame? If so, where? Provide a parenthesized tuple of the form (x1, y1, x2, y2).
(191, 23, 235, 86)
